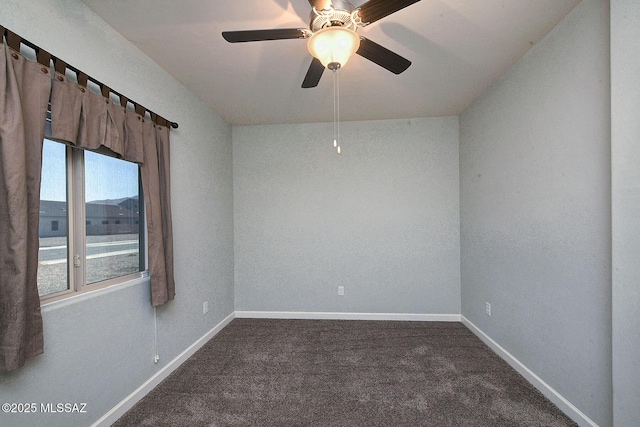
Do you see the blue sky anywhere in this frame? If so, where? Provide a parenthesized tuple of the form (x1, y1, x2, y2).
(41, 139, 139, 202)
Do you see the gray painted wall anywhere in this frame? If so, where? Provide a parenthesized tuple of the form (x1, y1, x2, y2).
(611, 0, 640, 425)
(233, 118, 461, 315)
(459, 1, 611, 426)
(0, 1, 234, 426)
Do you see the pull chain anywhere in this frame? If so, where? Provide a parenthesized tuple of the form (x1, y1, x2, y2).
(332, 68, 341, 154)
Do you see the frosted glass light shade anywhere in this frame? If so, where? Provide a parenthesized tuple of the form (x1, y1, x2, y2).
(307, 27, 360, 69)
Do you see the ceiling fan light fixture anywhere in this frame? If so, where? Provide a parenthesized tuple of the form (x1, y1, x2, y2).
(307, 26, 360, 69)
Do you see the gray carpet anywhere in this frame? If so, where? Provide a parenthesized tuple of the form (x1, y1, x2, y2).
(113, 319, 578, 426)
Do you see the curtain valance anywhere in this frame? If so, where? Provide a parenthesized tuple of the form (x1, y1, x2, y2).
(50, 76, 145, 163)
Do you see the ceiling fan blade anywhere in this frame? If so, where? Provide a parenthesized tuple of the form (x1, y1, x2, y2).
(222, 29, 307, 43)
(302, 57, 325, 88)
(357, 0, 421, 25)
(308, 0, 332, 9)
(356, 37, 411, 74)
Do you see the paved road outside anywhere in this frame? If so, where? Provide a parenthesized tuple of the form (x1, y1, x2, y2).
(38, 234, 141, 297)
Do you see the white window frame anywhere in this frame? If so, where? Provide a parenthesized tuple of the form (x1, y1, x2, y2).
(39, 139, 148, 304)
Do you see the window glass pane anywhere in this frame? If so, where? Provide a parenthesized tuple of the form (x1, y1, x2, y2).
(84, 151, 142, 284)
(38, 140, 69, 296)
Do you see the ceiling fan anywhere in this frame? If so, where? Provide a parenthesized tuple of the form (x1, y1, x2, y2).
(222, 0, 422, 88)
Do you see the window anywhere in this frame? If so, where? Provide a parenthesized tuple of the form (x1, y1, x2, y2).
(37, 139, 146, 300)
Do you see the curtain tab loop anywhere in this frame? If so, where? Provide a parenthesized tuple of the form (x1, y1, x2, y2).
(101, 84, 110, 99)
(77, 72, 88, 88)
(36, 48, 51, 67)
(54, 58, 67, 75)
(6, 30, 21, 51)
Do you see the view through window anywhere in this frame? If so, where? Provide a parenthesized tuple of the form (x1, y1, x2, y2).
(37, 140, 69, 297)
(38, 139, 144, 299)
(84, 150, 142, 284)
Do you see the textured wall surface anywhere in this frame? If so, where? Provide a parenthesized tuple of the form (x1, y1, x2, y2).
(0, 1, 234, 426)
(460, 1, 611, 425)
(611, 0, 640, 425)
(233, 118, 460, 315)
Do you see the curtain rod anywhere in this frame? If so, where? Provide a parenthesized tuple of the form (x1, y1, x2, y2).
(1, 26, 178, 129)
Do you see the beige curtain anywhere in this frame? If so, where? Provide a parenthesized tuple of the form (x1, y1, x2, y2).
(0, 33, 175, 371)
(141, 124, 175, 306)
(0, 43, 51, 372)
(49, 70, 175, 306)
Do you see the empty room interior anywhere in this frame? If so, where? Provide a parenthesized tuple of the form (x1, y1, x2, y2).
(1, 0, 638, 426)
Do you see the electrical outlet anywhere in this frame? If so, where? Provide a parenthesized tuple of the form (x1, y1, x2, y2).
(485, 302, 491, 316)
(338, 286, 345, 296)
(203, 301, 209, 315)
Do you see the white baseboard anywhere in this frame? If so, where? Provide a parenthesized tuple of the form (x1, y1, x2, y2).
(235, 310, 461, 322)
(461, 316, 598, 427)
(91, 311, 235, 427)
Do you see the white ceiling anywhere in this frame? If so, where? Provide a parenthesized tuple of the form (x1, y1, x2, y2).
(81, 0, 580, 126)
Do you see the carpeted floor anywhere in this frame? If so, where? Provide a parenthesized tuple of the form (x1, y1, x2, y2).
(113, 319, 578, 426)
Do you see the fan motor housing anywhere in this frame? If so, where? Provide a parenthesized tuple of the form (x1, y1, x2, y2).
(309, 0, 358, 32)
